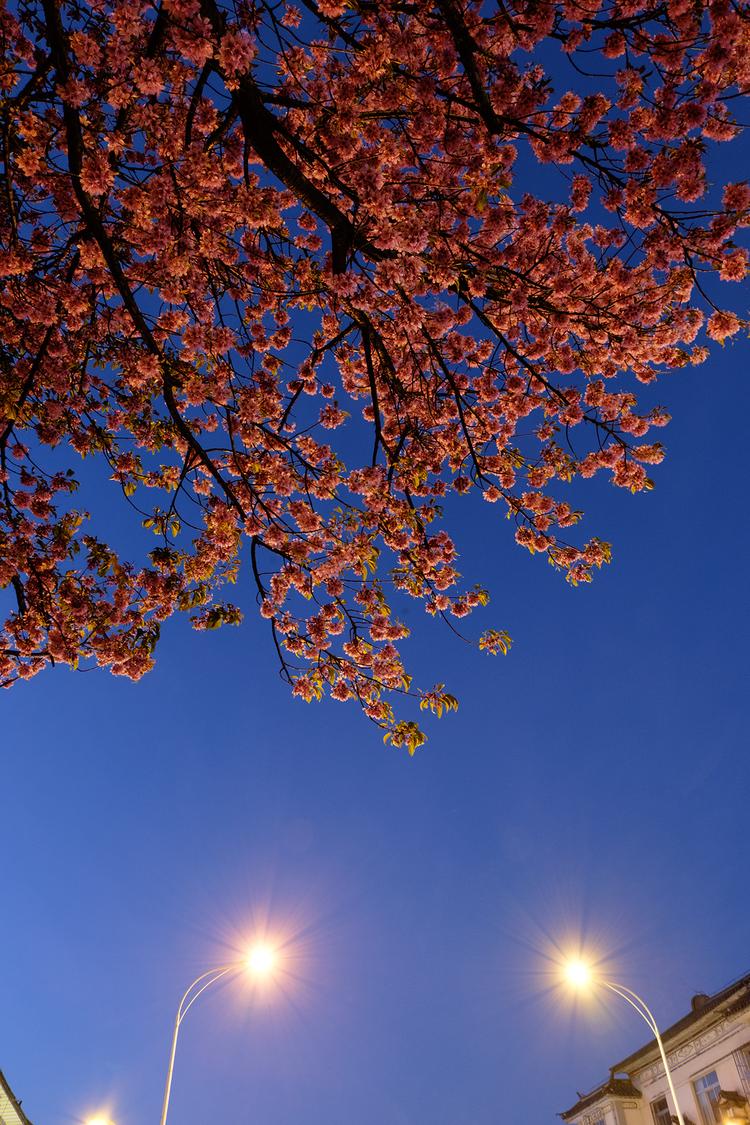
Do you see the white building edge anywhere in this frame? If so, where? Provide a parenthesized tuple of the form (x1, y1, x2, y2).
(561, 973, 750, 1125)
(0, 1069, 33, 1125)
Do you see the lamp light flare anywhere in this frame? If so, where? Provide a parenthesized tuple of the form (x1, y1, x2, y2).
(564, 959, 593, 988)
(246, 943, 276, 976)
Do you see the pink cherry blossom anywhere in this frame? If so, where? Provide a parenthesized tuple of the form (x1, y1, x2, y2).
(1, 0, 748, 748)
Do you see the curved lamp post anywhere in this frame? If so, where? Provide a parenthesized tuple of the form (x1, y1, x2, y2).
(564, 960, 686, 1125)
(159, 945, 277, 1125)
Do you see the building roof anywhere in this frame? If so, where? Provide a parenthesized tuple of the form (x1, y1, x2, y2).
(561, 1077, 642, 1120)
(611, 971, 750, 1073)
(0, 1069, 34, 1125)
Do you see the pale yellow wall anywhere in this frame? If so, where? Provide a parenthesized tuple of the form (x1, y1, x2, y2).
(0, 1087, 26, 1125)
(632, 1014, 750, 1125)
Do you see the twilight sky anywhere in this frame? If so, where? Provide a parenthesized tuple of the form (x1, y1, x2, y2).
(3, 59, 750, 1125)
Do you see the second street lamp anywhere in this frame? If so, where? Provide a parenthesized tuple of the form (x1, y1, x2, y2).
(159, 943, 278, 1125)
(563, 959, 686, 1125)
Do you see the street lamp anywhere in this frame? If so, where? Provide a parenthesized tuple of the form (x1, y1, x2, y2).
(563, 958, 686, 1125)
(159, 943, 278, 1125)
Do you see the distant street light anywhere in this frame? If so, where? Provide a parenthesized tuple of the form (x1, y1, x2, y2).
(563, 959, 686, 1125)
(159, 944, 278, 1125)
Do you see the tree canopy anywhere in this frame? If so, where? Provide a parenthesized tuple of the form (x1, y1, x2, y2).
(1, 0, 748, 749)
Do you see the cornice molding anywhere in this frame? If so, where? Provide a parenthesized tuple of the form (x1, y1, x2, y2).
(582, 1099, 615, 1124)
(580, 1097, 640, 1124)
(635, 1017, 743, 1083)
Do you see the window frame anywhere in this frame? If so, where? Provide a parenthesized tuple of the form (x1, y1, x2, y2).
(693, 1069, 722, 1125)
(740, 1045, 750, 1093)
(651, 1094, 673, 1125)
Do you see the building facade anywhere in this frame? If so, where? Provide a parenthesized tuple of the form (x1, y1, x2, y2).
(561, 974, 750, 1125)
(0, 1070, 33, 1125)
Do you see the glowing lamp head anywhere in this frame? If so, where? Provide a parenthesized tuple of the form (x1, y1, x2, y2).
(564, 959, 593, 989)
(85, 1117, 114, 1125)
(246, 943, 276, 976)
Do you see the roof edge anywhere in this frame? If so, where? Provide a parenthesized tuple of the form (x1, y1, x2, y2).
(560, 1078, 642, 1120)
(612, 971, 750, 1074)
(0, 1069, 34, 1125)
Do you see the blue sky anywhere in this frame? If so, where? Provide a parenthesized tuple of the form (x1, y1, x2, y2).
(3, 12, 750, 1125)
(3, 318, 749, 1125)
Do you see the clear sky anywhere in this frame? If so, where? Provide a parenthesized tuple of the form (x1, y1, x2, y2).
(3, 37, 750, 1125)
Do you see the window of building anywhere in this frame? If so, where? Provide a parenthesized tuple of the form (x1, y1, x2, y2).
(694, 1070, 722, 1125)
(652, 1096, 673, 1125)
(740, 1046, 750, 1094)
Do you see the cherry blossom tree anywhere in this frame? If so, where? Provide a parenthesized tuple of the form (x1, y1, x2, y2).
(1, 0, 748, 749)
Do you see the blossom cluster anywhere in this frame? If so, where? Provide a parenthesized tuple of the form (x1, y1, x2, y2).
(0, 0, 748, 747)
